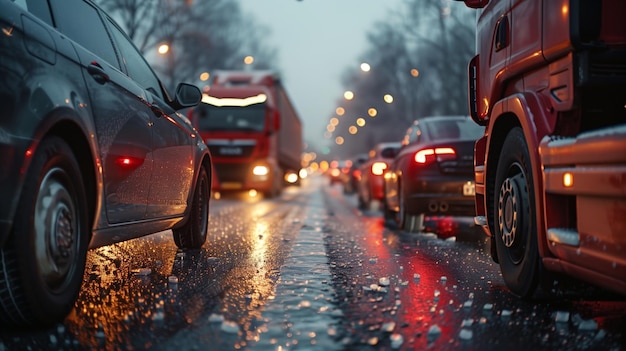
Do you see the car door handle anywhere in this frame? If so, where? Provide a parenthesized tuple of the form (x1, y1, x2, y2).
(87, 62, 110, 84)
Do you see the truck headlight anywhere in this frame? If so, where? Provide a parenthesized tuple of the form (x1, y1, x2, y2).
(252, 165, 269, 176)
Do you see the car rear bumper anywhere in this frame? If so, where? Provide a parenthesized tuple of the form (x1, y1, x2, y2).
(404, 178, 476, 216)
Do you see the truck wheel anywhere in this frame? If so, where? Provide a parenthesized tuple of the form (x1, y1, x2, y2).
(173, 166, 209, 249)
(0, 136, 88, 326)
(493, 128, 540, 298)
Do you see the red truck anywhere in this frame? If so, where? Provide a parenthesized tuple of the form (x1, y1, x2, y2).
(191, 71, 303, 197)
(457, 0, 626, 297)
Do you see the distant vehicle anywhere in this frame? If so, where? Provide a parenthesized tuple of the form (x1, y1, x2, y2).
(458, 0, 626, 297)
(383, 116, 483, 232)
(343, 153, 369, 194)
(191, 71, 303, 197)
(0, 0, 211, 327)
(357, 142, 401, 210)
(328, 160, 351, 186)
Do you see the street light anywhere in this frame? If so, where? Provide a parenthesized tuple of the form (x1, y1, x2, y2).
(360, 62, 371, 72)
(158, 43, 170, 55)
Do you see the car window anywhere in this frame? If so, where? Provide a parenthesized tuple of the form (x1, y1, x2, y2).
(424, 118, 484, 140)
(408, 125, 423, 144)
(49, 0, 120, 69)
(106, 17, 164, 100)
(380, 146, 397, 158)
(16, 0, 53, 26)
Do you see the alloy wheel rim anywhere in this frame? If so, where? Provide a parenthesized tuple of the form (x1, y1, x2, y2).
(34, 167, 79, 291)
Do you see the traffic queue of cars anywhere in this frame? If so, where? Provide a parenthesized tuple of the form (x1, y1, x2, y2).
(330, 116, 483, 235)
(1, 0, 211, 327)
(383, 116, 484, 232)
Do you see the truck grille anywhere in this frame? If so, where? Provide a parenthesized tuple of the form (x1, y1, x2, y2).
(208, 145, 255, 158)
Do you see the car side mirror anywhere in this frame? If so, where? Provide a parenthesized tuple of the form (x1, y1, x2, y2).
(173, 83, 202, 110)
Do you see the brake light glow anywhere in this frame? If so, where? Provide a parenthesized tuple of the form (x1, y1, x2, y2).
(414, 147, 456, 164)
(371, 161, 388, 176)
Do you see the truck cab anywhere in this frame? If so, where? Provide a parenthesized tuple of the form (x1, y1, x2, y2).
(459, 0, 626, 297)
(191, 71, 303, 198)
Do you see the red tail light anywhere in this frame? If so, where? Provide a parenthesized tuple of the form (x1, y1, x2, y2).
(371, 161, 388, 176)
(414, 147, 456, 164)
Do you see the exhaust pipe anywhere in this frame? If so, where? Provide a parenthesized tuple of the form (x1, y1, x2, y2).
(428, 202, 439, 212)
(439, 202, 449, 212)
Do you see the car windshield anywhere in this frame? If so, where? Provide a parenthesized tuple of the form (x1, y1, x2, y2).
(193, 103, 266, 132)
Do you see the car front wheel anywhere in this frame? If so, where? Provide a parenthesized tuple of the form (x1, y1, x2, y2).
(0, 136, 89, 327)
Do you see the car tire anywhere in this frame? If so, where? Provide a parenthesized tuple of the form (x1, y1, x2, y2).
(397, 183, 423, 233)
(173, 166, 210, 249)
(0, 136, 89, 327)
(493, 127, 541, 298)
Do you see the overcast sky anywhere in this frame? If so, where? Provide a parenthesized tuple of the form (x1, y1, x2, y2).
(238, 0, 403, 151)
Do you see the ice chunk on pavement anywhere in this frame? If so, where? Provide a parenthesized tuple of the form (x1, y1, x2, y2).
(390, 333, 404, 349)
(555, 311, 569, 323)
(461, 319, 474, 328)
(459, 328, 473, 340)
(382, 321, 395, 332)
(367, 337, 379, 346)
(483, 303, 493, 312)
(208, 313, 225, 323)
(428, 324, 442, 337)
(221, 320, 240, 334)
(152, 311, 164, 322)
(133, 268, 152, 276)
(578, 319, 598, 331)
(594, 329, 606, 341)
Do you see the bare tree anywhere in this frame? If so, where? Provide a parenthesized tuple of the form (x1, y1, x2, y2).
(329, 0, 475, 157)
(95, 0, 277, 90)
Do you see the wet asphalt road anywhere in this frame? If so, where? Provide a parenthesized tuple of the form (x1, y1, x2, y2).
(1, 175, 625, 350)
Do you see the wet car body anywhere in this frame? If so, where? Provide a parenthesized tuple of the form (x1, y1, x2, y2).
(344, 153, 368, 194)
(383, 116, 483, 232)
(0, 0, 211, 327)
(357, 142, 400, 209)
(328, 160, 351, 186)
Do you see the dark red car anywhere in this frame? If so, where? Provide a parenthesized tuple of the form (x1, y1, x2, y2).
(383, 116, 484, 232)
(356, 142, 401, 210)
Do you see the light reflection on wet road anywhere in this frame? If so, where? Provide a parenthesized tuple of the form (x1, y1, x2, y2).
(0, 175, 624, 350)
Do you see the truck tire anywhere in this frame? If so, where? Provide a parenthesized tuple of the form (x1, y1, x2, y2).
(0, 136, 89, 327)
(173, 166, 209, 249)
(493, 127, 540, 298)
